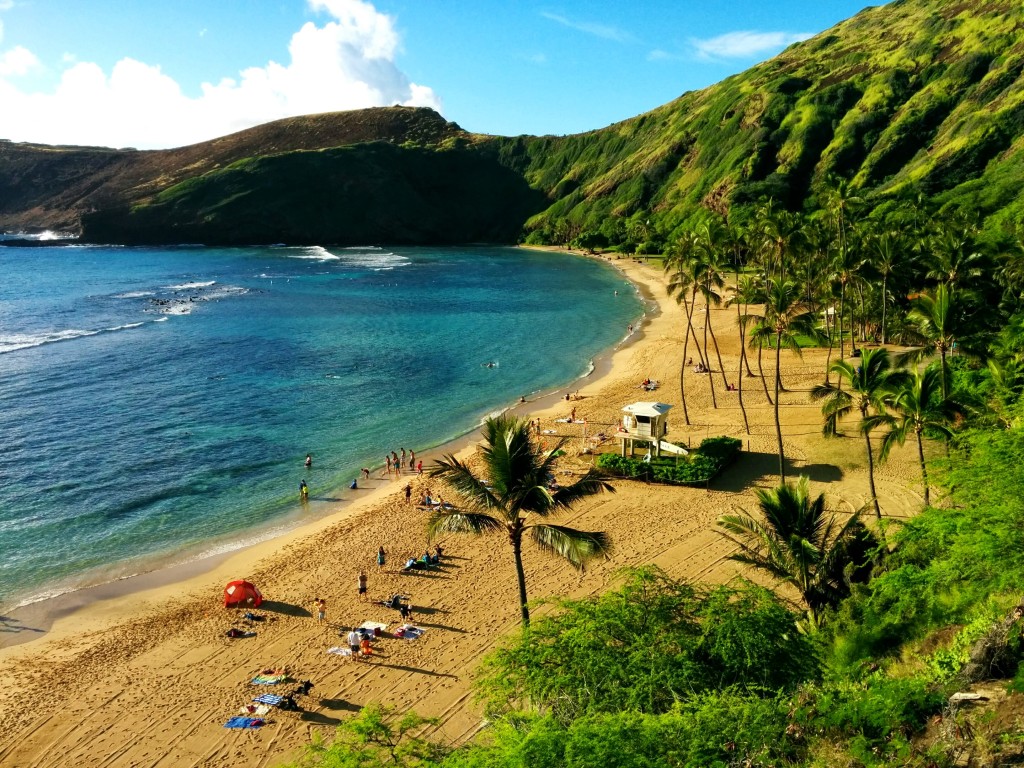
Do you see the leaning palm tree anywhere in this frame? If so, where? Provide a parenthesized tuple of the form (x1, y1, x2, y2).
(867, 364, 958, 506)
(717, 476, 875, 626)
(748, 278, 819, 482)
(811, 348, 904, 518)
(428, 415, 613, 627)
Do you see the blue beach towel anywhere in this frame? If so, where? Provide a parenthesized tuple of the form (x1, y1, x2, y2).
(224, 716, 265, 729)
(253, 694, 284, 706)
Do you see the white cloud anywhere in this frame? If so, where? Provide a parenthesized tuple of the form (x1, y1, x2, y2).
(691, 30, 813, 60)
(0, 0, 441, 149)
(0, 44, 35, 75)
(540, 12, 634, 43)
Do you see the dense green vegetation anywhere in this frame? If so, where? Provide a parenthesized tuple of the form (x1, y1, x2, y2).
(594, 435, 741, 485)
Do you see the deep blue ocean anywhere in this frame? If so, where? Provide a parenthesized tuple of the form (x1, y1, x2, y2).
(0, 242, 642, 609)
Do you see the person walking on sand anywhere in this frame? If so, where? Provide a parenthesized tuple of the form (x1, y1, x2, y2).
(416, 460, 423, 475)
(357, 570, 368, 601)
(315, 598, 326, 623)
(404, 483, 412, 504)
(377, 546, 386, 570)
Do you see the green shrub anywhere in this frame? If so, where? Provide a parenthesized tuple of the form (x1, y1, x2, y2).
(595, 436, 740, 485)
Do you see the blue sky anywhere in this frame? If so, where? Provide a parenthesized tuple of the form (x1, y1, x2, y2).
(0, 0, 875, 149)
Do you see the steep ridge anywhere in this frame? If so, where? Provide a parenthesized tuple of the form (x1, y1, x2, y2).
(505, 0, 1024, 241)
(4, 0, 1024, 244)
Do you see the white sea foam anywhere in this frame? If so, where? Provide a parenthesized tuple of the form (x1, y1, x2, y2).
(0, 320, 150, 354)
(167, 280, 216, 291)
(283, 246, 341, 262)
(113, 290, 155, 299)
(154, 316, 169, 322)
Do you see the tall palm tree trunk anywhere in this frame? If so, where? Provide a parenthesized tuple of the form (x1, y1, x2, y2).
(916, 428, 930, 506)
(512, 531, 530, 627)
(737, 329, 750, 434)
(703, 306, 718, 408)
(939, 346, 949, 401)
(774, 332, 786, 482)
(679, 298, 694, 425)
(707, 310, 729, 391)
(757, 339, 773, 405)
(864, 426, 881, 518)
(824, 314, 834, 385)
(679, 294, 704, 428)
(880, 274, 888, 346)
(838, 282, 846, 361)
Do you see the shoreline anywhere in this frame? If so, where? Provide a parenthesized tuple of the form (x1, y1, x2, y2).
(0, 246, 651, 650)
(0, 248, 926, 768)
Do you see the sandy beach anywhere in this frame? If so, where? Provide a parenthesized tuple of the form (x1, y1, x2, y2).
(0, 251, 924, 768)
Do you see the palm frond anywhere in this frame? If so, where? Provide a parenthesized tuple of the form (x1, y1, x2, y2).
(529, 524, 611, 568)
(426, 510, 504, 540)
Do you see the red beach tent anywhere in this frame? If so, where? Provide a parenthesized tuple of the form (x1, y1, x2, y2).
(224, 579, 263, 608)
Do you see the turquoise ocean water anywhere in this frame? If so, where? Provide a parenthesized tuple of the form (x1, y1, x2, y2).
(0, 243, 642, 610)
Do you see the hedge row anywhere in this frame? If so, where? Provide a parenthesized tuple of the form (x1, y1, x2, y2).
(595, 436, 741, 485)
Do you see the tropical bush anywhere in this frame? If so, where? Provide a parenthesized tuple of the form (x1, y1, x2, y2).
(594, 436, 741, 485)
(473, 567, 816, 723)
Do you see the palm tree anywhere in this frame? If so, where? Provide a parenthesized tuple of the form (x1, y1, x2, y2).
(823, 178, 863, 363)
(428, 415, 613, 627)
(695, 219, 732, 396)
(728, 274, 760, 435)
(717, 476, 875, 625)
(811, 348, 903, 518)
(865, 229, 907, 346)
(665, 231, 707, 424)
(904, 284, 964, 401)
(867, 364, 958, 506)
(748, 278, 818, 482)
(926, 219, 985, 290)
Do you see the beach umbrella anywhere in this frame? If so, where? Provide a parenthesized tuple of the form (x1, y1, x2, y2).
(223, 579, 263, 608)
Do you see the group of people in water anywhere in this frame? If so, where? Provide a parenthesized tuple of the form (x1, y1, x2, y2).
(299, 446, 425, 500)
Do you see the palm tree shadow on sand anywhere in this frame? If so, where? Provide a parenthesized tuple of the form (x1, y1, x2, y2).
(714, 451, 843, 492)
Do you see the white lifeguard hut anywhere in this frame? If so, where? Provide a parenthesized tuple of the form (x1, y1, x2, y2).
(617, 401, 687, 458)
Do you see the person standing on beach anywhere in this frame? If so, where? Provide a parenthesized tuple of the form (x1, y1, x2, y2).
(347, 627, 361, 661)
(377, 546, 386, 570)
(385, 455, 392, 477)
(357, 571, 368, 601)
(315, 598, 326, 623)
(404, 483, 412, 504)
(409, 450, 416, 471)
(392, 451, 401, 476)
(416, 460, 423, 475)
(400, 448, 406, 466)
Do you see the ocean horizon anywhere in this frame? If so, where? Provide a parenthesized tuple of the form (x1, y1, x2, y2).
(0, 243, 643, 611)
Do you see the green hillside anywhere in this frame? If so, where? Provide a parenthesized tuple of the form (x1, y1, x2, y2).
(6, 0, 1024, 247)
(500, 0, 1024, 246)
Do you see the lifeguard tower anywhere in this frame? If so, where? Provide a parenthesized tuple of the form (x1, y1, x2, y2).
(617, 402, 686, 458)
